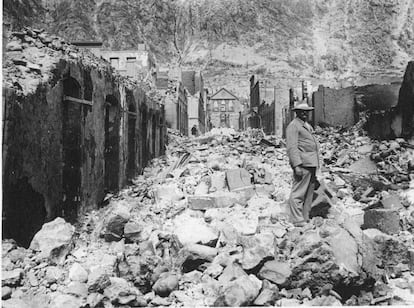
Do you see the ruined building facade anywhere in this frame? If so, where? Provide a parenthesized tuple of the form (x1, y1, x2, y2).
(2, 32, 165, 247)
(249, 75, 282, 135)
(208, 88, 242, 130)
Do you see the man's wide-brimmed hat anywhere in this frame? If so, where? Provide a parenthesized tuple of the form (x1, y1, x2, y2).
(292, 102, 314, 111)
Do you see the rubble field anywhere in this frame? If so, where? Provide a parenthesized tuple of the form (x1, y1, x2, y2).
(2, 127, 414, 307)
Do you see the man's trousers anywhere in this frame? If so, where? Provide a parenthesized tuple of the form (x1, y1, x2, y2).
(287, 166, 316, 223)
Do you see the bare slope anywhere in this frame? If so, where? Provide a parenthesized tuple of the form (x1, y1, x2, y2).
(4, 0, 414, 97)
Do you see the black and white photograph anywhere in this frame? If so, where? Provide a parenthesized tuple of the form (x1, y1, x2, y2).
(2, 0, 414, 307)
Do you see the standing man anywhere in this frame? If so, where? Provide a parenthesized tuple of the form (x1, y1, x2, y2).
(286, 101, 320, 227)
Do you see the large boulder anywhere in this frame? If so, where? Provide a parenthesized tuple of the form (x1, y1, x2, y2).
(29, 217, 75, 264)
(285, 217, 383, 297)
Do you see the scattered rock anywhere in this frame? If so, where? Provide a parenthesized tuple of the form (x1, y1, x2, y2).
(363, 208, 401, 235)
(6, 41, 23, 51)
(87, 267, 111, 293)
(104, 277, 138, 304)
(2, 298, 31, 308)
(2, 268, 24, 286)
(45, 266, 64, 284)
(223, 274, 262, 306)
(27, 270, 39, 287)
(66, 281, 88, 298)
(49, 293, 81, 308)
(253, 280, 279, 306)
(68, 263, 88, 282)
(305, 295, 342, 306)
(152, 272, 180, 297)
(103, 202, 131, 242)
(218, 262, 248, 285)
(258, 260, 291, 285)
(87, 293, 104, 308)
(29, 217, 75, 264)
(226, 168, 253, 191)
(151, 295, 172, 306)
(185, 243, 218, 261)
(240, 233, 275, 270)
(124, 221, 142, 242)
(173, 214, 218, 246)
(2, 286, 12, 300)
(381, 194, 403, 210)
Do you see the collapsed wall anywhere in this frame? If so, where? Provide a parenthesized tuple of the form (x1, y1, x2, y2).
(312, 75, 412, 140)
(2, 28, 165, 247)
(395, 61, 414, 139)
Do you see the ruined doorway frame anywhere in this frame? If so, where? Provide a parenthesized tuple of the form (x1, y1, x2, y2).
(152, 114, 156, 158)
(62, 77, 82, 222)
(104, 95, 120, 192)
(127, 102, 137, 180)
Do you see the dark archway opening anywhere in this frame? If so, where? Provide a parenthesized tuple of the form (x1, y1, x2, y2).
(104, 95, 120, 192)
(2, 177, 46, 248)
(127, 102, 137, 180)
(62, 77, 82, 222)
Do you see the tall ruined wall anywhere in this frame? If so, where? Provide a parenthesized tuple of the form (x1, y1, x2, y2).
(2, 29, 165, 247)
(313, 86, 357, 127)
(396, 61, 414, 138)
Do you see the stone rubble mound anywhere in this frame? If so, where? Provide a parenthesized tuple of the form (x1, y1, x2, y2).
(2, 128, 414, 307)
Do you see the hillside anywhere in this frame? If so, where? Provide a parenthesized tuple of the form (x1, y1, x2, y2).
(4, 0, 414, 98)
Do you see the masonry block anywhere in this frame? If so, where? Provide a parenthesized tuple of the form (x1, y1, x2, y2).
(188, 196, 217, 210)
(363, 209, 401, 235)
(226, 168, 253, 191)
(381, 195, 402, 210)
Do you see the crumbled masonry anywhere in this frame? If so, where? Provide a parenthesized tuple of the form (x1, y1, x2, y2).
(2, 127, 414, 307)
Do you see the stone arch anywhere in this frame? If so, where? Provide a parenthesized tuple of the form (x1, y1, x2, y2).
(62, 77, 82, 222)
(104, 95, 120, 192)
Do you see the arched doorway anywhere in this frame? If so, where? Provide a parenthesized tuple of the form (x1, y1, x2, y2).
(104, 95, 120, 192)
(127, 102, 137, 180)
(62, 77, 82, 222)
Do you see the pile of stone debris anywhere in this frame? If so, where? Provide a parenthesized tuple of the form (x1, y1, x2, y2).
(2, 128, 414, 307)
(3, 27, 149, 96)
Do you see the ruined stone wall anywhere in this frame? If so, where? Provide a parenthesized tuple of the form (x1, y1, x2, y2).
(257, 101, 275, 135)
(313, 86, 357, 127)
(395, 61, 414, 138)
(3, 58, 165, 247)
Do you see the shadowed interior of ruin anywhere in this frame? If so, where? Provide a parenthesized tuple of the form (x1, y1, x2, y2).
(127, 102, 137, 180)
(62, 77, 82, 222)
(2, 177, 46, 248)
(104, 95, 120, 192)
